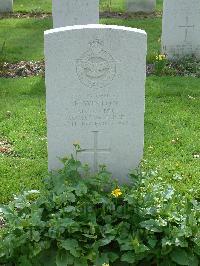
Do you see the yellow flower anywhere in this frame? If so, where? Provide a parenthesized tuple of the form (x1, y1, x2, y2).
(102, 264, 110, 266)
(111, 188, 122, 198)
(156, 54, 166, 61)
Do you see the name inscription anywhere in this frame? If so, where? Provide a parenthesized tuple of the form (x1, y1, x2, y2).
(66, 92, 128, 127)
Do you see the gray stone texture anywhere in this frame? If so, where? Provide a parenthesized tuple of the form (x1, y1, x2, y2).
(126, 0, 156, 13)
(45, 24, 147, 183)
(162, 0, 200, 59)
(0, 0, 13, 13)
(52, 0, 99, 28)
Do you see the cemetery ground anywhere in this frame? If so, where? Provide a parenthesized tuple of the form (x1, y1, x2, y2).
(0, 1, 200, 265)
(11, 0, 163, 13)
(0, 1, 199, 203)
(1, 74, 200, 203)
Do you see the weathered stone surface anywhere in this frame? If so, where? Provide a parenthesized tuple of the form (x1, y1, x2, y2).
(126, 0, 156, 13)
(162, 0, 200, 59)
(0, 0, 13, 13)
(52, 0, 99, 28)
(45, 24, 147, 183)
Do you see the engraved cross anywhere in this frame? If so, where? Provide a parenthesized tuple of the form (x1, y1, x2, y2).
(77, 131, 110, 172)
(179, 16, 194, 42)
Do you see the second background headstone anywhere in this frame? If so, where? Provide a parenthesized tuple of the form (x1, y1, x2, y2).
(126, 0, 156, 13)
(52, 0, 99, 28)
(162, 0, 200, 59)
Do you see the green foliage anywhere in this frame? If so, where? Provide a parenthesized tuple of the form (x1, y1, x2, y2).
(99, 0, 125, 12)
(166, 56, 200, 78)
(153, 55, 200, 77)
(0, 157, 199, 265)
(153, 54, 167, 76)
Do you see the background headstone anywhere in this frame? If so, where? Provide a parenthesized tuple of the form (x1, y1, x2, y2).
(0, 0, 13, 13)
(52, 0, 99, 28)
(162, 0, 200, 59)
(126, 0, 156, 13)
(45, 24, 147, 183)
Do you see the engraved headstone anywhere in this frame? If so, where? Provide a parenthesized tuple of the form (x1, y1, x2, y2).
(126, 0, 156, 13)
(0, 0, 13, 13)
(162, 0, 200, 59)
(45, 25, 147, 183)
(52, 0, 99, 28)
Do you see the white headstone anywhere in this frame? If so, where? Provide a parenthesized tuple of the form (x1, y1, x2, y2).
(52, 0, 99, 28)
(162, 0, 200, 59)
(126, 0, 156, 13)
(0, 0, 13, 13)
(45, 25, 147, 183)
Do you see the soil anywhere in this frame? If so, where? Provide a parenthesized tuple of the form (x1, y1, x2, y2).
(0, 61, 45, 78)
(0, 12, 51, 19)
(0, 11, 162, 20)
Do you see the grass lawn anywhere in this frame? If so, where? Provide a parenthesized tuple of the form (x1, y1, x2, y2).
(13, 0, 163, 13)
(0, 2, 199, 264)
(0, 0, 199, 206)
(0, 18, 52, 62)
(14, 0, 51, 13)
(0, 77, 47, 203)
(1, 76, 199, 203)
(100, 0, 163, 12)
(0, 17, 161, 62)
(145, 76, 200, 193)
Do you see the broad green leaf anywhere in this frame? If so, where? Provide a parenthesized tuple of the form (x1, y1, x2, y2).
(148, 238, 157, 248)
(140, 219, 163, 232)
(74, 183, 87, 196)
(100, 235, 115, 246)
(95, 253, 109, 266)
(170, 248, 189, 265)
(56, 250, 74, 266)
(18, 255, 33, 266)
(188, 254, 199, 266)
(73, 257, 88, 266)
(60, 239, 80, 257)
(121, 251, 135, 263)
(31, 230, 40, 242)
(64, 206, 76, 213)
(107, 252, 119, 262)
(0, 205, 13, 215)
(160, 260, 176, 266)
(38, 248, 57, 266)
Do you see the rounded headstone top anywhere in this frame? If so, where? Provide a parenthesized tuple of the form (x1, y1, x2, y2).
(44, 24, 147, 37)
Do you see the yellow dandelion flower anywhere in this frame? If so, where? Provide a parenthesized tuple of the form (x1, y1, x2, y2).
(159, 54, 166, 61)
(102, 263, 110, 266)
(111, 188, 122, 198)
(156, 54, 166, 61)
